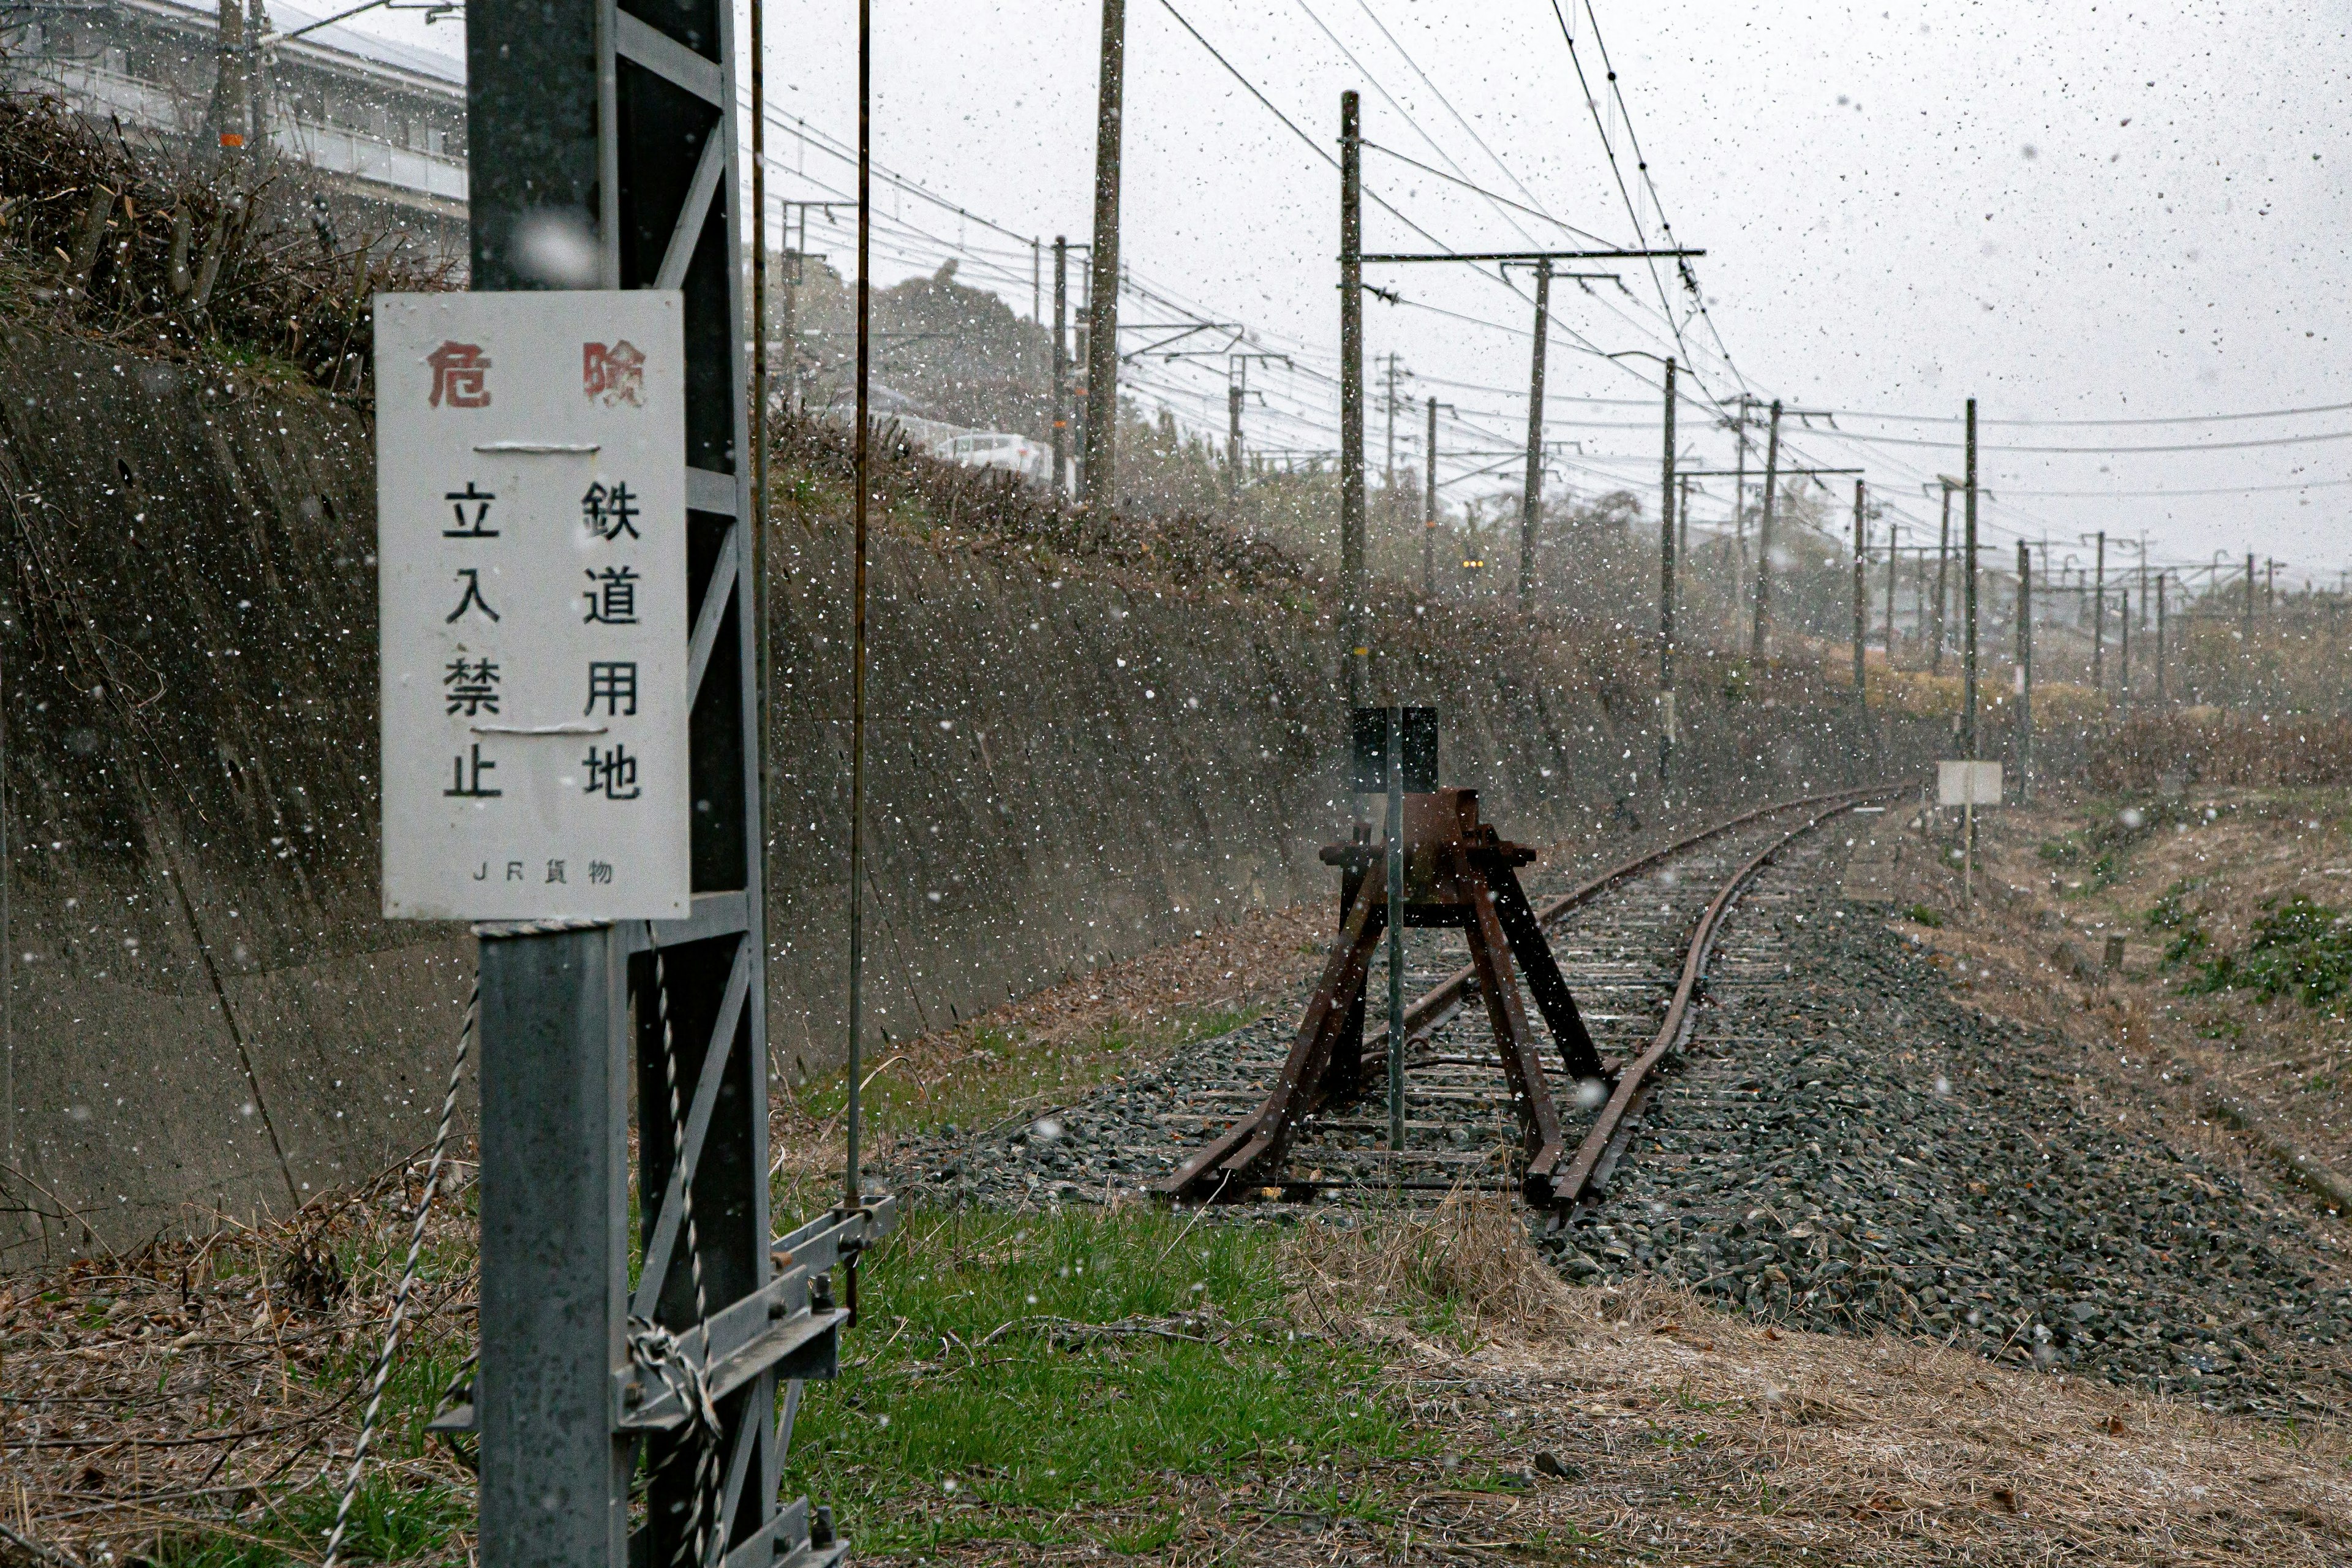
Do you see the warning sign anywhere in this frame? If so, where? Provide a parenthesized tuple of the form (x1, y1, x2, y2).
(375, 291, 690, 920)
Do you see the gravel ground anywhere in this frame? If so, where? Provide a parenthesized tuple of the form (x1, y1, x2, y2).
(887, 818, 2352, 1420)
(1556, 876, 2352, 1419)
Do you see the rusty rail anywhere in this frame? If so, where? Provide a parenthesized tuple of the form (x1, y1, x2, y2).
(1163, 782, 1899, 1206)
(1547, 788, 1900, 1205)
(1360, 783, 1893, 1069)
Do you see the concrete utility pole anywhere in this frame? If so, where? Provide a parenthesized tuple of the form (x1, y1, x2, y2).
(2119, 589, 2132, 707)
(2016, 540, 2033, 802)
(1659, 356, 1678, 787)
(1749, 399, 1782, 659)
(2156, 572, 2168, 706)
(209, 0, 249, 161)
(1884, 522, 1900, 660)
(1051, 236, 1069, 502)
(2089, 531, 2108, 690)
(1852, 480, 1868, 701)
(1518, 258, 1553, 609)
(1963, 398, 1979, 759)
(1423, 395, 1438, 597)
(1931, 481, 1952, 675)
(1079, 0, 1125, 510)
(1226, 377, 1243, 515)
(1339, 90, 1366, 703)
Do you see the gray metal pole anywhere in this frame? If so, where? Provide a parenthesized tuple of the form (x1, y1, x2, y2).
(2119, 589, 2132, 708)
(1384, 708, 1405, 1159)
(463, 0, 822, 1553)
(1884, 522, 1899, 662)
(1931, 484, 1951, 675)
(1227, 376, 1243, 516)
(1080, 0, 1125, 508)
(1852, 480, 1867, 699)
(1658, 357, 1676, 787)
(848, 0, 873, 1226)
(2157, 572, 2168, 706)
(2092, 531, 2106, 690)
(1340, 91, 1366, 703)
(2017, 540, 2033, 802)
(1749, 399, 1781, 658)
(1423, 395, 1437, 597)
(1964, 397, 1978, 758)
(1518, 259, 1551, 609)
(1050, 236, 1068, 503)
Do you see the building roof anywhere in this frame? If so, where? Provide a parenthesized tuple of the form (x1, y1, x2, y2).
(131, 0, 467, 94)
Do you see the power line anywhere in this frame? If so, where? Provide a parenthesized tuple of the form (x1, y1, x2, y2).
(1978, 476, 2352, 499)
(1814, 398, 2352, 429)
(1813, 427, 2352, 456)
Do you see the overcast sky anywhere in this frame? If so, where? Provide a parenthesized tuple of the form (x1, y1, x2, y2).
(352, 0, 2352, 589)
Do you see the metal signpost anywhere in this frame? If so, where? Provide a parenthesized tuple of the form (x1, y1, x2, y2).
(1937, 760, 2003, 913)
(368, 2, 894, 1564)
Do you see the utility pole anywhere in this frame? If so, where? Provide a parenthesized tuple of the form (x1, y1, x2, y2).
(1659, 356, 1678, 788)
(2119, 589, 2132, 708)
(1050, 236, 1069, 503)
(1883, 522, 1900, 661)
(1962, 398, 1978, 759)
(2245, 551, 2256, 639)
(1852, 480, 1868, 700)
(1749, 399, 1782, 659)
(1931, 481, 1952, 675)
(1423, 395, 1438, 597)
(1339, 90, 1366, 703)
(1518, 258, 1552, 610)
(1079, 0, 1126, 510)
(1226, 377, 1243, 516)
(2156, 572, 2168, 706)
(2016, 540, 2033, 802)
(2089, 531, 2107, 690)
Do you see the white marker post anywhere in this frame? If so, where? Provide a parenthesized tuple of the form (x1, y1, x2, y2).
(375, 291, 690, 921)
(1937, 759, 2003, 914)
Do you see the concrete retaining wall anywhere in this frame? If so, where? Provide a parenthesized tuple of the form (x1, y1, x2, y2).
(0, 323, 1932, 1262)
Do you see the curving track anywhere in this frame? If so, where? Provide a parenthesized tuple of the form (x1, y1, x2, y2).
(1150, 787, 1898, 1208)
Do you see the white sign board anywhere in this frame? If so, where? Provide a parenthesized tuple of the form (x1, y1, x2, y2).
(1937, 760, 2004, 809)
(375, 291, 690, 920)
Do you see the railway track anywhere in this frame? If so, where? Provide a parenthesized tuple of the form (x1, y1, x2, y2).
(1147, 785, 1899, 1209)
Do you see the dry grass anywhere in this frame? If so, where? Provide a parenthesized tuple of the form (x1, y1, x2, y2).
(1880, 791, 2352, 1189)
(1281, 1197, 2352, 1566)
(0, 1155, 480, 1567)
(2092, 712, 2352, 793)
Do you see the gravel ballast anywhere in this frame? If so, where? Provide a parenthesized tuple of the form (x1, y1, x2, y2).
(889, 818, 2352, 1419)
(1550, 878, 2352, 1419)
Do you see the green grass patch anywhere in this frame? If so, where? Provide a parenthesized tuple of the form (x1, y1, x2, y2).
(783, 1207, 1422, 1553)
(1904, 902, 1945, 929)
(2146, 880, 2213, 969)
(2182, 895, 2352, 1011)
(153, 1473, 471, 1568)
(2039, 802, 2179, 895)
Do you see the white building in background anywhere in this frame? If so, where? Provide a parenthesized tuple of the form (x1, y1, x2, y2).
(3, 0, 469, 258)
